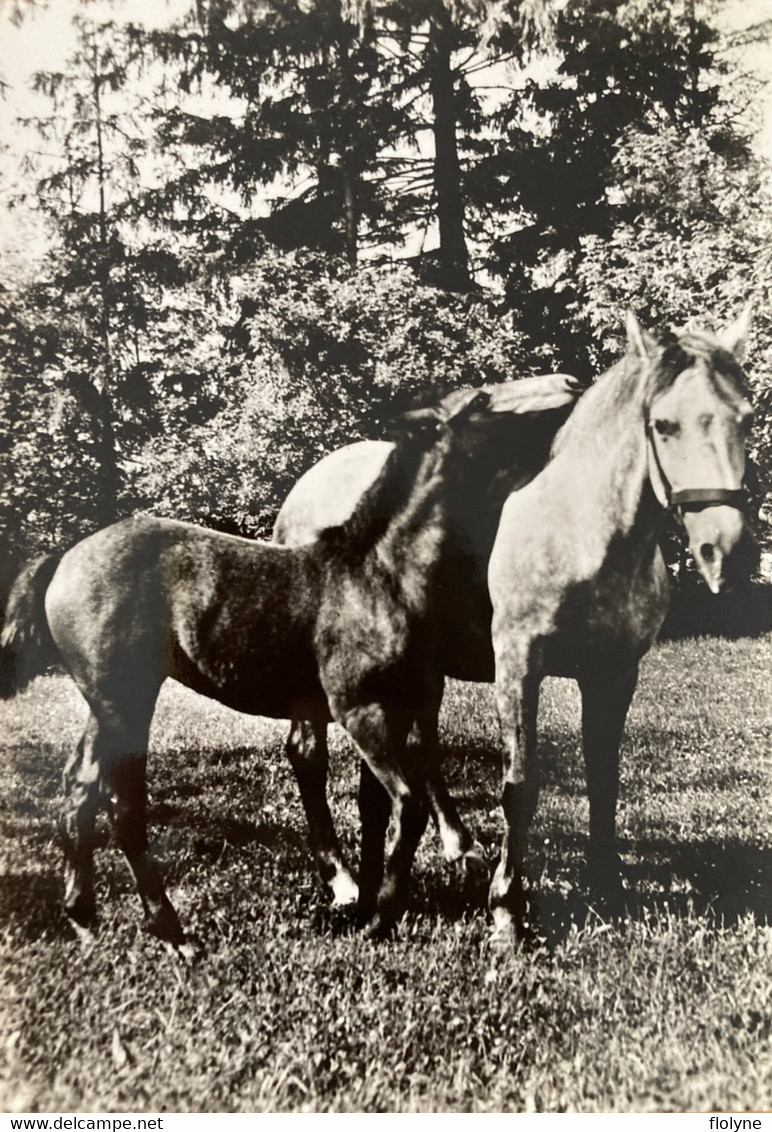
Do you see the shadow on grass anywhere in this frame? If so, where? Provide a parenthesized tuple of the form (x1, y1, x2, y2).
(5, 729, 768, 949)
(4, 830, 769, 949)
(190, 816, 306, 862)
(526, 833, 772, 948)
(0, 872, 71, 943)
(398, 825, 772, 950)
(627, 836, 772, 924)
(660, 581, 772, 641)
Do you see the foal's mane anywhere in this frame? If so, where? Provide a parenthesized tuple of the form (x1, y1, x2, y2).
(317, 427, 440, 560)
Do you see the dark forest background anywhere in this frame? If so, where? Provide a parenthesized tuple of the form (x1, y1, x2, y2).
(1, 0, 770, 580)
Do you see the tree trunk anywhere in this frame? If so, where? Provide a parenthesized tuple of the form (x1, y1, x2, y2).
(429, 9, 471, 292)
(337, 25, 359, 267)
(343, 170, 358, 267)
(94, 390, 120, 528)
(91, 41, 119, 524)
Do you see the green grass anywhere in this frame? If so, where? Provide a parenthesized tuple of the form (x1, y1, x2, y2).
(0, 637, 770, 1112)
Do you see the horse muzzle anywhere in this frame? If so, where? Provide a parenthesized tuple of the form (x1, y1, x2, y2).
(678, 500, 749, 594)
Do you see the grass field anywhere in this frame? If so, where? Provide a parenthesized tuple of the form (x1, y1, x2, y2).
(0, 636, 770, 1113)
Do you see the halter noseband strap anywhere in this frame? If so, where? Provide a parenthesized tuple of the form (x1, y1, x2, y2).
(669, 487, 748, 513)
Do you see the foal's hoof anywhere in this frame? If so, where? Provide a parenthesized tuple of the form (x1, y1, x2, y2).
(488, 904, 542, 952)
(144, 902, 187, 948)
(65, 896, 98, 948)
(362, 912, 397, 942)
(488, 905, 520, 950)
(163, 936, 202, 964)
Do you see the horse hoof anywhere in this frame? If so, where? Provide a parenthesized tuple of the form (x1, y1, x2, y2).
(330, 872, 359, 908)
(362, 912, 396, 942)
(163, 936, 202, 963)
(488, 905, 519, 950)
(488, 926, 516, 954)
(67, 916, 98, 950)
(461, 841, 488, 876)
(145, 902, 187, 947)
(489, 900, 543, 948)
(65, 894, 98, 947)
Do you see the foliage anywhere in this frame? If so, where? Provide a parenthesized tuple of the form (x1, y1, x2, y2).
(1, 0, 771, 557)
(486, 0, 739, 369)
(7, 18, 168, 534)
(142, 1, 416, 266)
(0, 284, 113, 557)
(132, 250, 531, 537)
(137, 0, 555, 285)
(568, 124, 772, 535)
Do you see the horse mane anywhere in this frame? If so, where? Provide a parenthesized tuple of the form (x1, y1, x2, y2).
(645, 329, 750, 405)
(550, 355, 638, 457)
(552, 326, 749, 458)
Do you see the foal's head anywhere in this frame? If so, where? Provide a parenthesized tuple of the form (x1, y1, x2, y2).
(627, 309, 754, 593)
(391, 388, 493, 459)
(325, 389, 492, 558)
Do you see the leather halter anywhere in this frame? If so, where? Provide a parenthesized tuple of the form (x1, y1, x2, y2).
(645, 419, 748, 518)
(669, 487, 747, 513)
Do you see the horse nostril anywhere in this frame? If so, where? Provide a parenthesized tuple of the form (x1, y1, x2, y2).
(700, 543, 716, 563)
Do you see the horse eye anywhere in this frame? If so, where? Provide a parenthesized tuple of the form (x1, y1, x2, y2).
(738, 409, 754, 435)
(653, 418, 678, 438)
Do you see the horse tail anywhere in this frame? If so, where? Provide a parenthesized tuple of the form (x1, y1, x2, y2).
(0, 554, 62, 699)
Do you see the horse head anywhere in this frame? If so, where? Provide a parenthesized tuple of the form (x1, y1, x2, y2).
(627, 308, 754, 594)
(390, 388, 492, 448)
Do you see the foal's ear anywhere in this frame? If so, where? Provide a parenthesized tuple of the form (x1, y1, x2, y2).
(718, 305, 752, 362)
(625, 310, 658, 361)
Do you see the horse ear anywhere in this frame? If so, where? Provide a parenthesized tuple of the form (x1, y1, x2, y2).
(718, 305, 752, 362)
(446, 389, 491, 424)
(625, 311, 657, 361)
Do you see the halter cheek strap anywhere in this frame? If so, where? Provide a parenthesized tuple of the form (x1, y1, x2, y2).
(645, 421, 748, 517)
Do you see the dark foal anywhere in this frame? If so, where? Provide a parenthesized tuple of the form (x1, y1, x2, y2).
(2, 388, 544, 945)
(274, 373, 582, 902)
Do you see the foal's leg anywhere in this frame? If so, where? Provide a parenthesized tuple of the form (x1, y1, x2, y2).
(104, 741, 186, 946)
(578, 661, 639, 900)
(419, 713, 484, 869)
(62, 705, 183, 945)
(61, 712, 103, 934)
(340, 705, 429, 937)
(285, 717, 358, 907)
(357, 761, 391, 920)
(74, 694, 185, 946)
(488, 671, 541, 944)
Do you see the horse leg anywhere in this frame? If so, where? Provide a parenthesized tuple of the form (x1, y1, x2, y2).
(61, 713, 103, 934)
(419, 713, 485, 869)
(73, 695, 185, 945)
(342, 705, 429, 937)
(104, 745, 185, 945)
(357, 761, 390, 921)
(488, 672, 541, 944)
(578, 661, 639, 901)
(285, 717, 358, 907)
